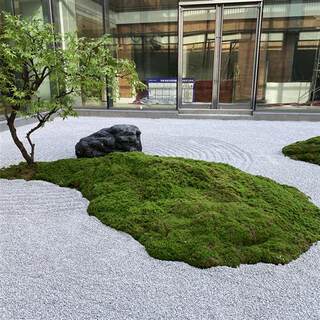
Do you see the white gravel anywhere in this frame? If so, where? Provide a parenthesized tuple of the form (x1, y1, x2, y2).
(1, 117, 320, 320)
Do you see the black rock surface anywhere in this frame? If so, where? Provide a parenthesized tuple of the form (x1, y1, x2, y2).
(75, 124, 142, 158)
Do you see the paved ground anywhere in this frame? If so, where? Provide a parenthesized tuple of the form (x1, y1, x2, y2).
(1, 117, 320, 320)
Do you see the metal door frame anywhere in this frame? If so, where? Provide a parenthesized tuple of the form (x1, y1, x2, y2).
(177, 0, 263, 110)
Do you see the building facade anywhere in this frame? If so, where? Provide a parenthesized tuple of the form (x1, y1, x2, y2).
(1, 0, 320, 112)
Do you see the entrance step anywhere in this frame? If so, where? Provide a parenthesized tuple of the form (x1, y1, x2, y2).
(178, 108, 252, 115)
(178, 108, 253, 119)
(178, 114, 253, 120)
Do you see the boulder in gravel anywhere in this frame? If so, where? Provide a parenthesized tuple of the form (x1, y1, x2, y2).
(75, 124, 142, 158)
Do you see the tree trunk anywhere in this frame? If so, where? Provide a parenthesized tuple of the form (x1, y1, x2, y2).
(6, 111, 34, 165)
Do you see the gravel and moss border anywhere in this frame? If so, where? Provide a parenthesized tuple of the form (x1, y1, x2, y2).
(1, 152, 320, 268)
(283, 136, 320, 166)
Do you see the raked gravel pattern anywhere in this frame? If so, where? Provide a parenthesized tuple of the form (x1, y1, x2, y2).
(1, 117, 320, 320)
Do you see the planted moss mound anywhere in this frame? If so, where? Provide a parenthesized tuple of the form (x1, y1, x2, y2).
(283, 136, 320, 166)
(1, 152, 320, 268)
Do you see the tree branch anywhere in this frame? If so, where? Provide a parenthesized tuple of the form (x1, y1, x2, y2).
(27, 59, 40, 81)
(25, 107, 59, 162)
(6, 108, 33, 164)
(54, 88, 74, 100)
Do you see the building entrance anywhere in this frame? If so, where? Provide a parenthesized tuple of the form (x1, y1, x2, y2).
(177, 0, 263, 110)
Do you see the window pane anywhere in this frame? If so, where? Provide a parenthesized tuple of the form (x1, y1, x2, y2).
(56, 0, 105, 108)
(220, 6, 258, 106)
(182, 9, 215, 104)
(107, 0, 178, 109)
(13, 0, 51, 100)
(258, 0, 320, 109)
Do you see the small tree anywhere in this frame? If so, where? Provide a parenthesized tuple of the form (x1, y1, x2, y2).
(0, 13, 143, 165)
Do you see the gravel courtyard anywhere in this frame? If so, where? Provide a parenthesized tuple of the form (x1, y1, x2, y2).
(1, 117, 320, 320)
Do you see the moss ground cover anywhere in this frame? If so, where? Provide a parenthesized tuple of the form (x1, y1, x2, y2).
(283, 136, 320, 166)
(1, 152, 320, 268)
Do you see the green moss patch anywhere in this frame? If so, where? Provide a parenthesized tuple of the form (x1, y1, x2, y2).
(1, 152, 320, 268)
(283, 136, 320, 166)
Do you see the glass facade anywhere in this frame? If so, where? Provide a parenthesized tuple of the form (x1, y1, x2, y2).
(53, 0, 106, 107)
(182, 8, 216, 104)
(13, 0, 43, 18)
(1, 0, 320, 111)
(106, 0, 320, 110)
(178, 4, 261, 109)
(55, 0, 104, 38)
(0, 0, 49, 118)
(220, 6, 259, 105)
(7, 0, 52, 100)
(257, 0, 320, 109)
(107, 0, 178, 109)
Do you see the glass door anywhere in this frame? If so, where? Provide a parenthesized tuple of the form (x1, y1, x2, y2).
(180, 7, 216, 107)
(219, 5, 260, 108)
(177, 1, 263, 110)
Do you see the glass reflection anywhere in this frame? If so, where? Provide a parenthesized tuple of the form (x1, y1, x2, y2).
(220, 6, 258, 106)
(182, 9, 215, 104)
(107, 0, 178, 109)
(257, 0, 320, 109)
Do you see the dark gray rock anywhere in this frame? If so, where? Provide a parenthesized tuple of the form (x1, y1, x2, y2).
(75, 124, 142, 158)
